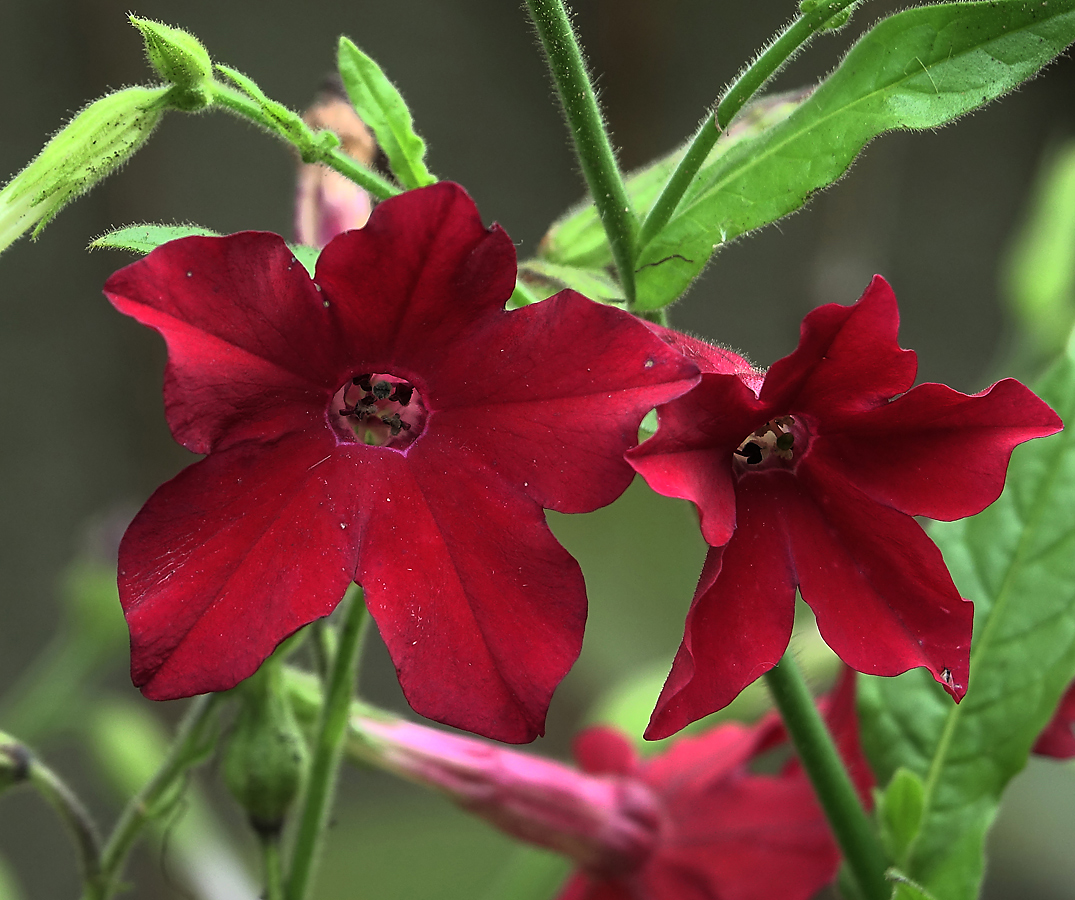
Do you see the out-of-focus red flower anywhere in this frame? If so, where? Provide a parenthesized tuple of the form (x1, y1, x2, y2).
(562, 670, 873, 900)
(629, 277, 1062, 739)
(104, 181, 698, 742)
(349, 671, 871, 900)
(1034, 680, 1075, 758)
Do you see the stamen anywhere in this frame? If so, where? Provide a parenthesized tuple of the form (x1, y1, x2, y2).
(372, 380, 392, 400)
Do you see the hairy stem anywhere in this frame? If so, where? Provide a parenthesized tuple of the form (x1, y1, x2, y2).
(524, 0, 637, 306)
(639, 0, 863, 249)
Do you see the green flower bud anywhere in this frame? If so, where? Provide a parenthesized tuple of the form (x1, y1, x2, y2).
(223, 662, 308, 835)
(0, 733, 31, 794)
(129, 17, 214, 111)
(0, 86, 169, 255)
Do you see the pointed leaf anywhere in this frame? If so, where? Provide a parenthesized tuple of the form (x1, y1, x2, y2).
(90, 222, 220, 254)
(337, 37, 435, 190)
(876, 768, 926, 864)
(858, 334, 1075, 900)
(635, 0, 1075, 310)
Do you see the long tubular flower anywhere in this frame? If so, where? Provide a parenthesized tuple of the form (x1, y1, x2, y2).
(629, 277, 1063, 739)
(103, 181, 699, 743)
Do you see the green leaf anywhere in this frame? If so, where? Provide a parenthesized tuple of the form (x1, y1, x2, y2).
(518, 259, 623, 303)
(634, 0, 1075, 310)
(90, 222, 220, 254)
(886, 869, 940, 900)
(876, 768, 926, 864)
(1003, 141, 1075, 361)
(537, 89, 809, 271)
(289, 244, 320, 277)
(858, 334, 1075, 900)
(337, 37, 435, 190)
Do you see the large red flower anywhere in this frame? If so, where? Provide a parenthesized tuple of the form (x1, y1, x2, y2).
(629, 277, 1062, 739)
(558, 671, 873, 900)
(103, 182, 698, 743)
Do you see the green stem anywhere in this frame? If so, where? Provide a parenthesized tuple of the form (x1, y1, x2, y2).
(211, 83, 401, 201)
(285, 586, 370, 900)
(763, 655, 888, 900)
(261, 832, 286, 900)
(524, 0, 637, 306)
(89, 693, 222, 900)
(639, 0, 862, 249)
(24, 751, 103, 892)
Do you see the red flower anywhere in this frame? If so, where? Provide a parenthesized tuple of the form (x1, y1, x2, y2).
(1034, 680, 1075, 758)
(558, 670, 874, 900)
(103, 182, 698, 743)
(629, 277, 1062, 739)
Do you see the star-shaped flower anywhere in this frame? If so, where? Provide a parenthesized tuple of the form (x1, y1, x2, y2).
(104, 182, 698, 742)
(628, 276, 1062, 739)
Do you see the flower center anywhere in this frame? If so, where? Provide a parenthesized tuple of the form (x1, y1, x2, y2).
(332, 373, 426, 449)
(734, 415, 802, 469)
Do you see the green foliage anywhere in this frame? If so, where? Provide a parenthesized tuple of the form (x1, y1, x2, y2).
(90, 223, 220, 255)
(858, 334, 1075, 900)
(875, 768, 926, 863)
(632, 0, 1075, 310)
(1003, 141, 1075, 363)
(129, 17, 213, 111)
(0, 856, 24, 900)
(537, 90, 807, 271)
(337, 37, 435, 190)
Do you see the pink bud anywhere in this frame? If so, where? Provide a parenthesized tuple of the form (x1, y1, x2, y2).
(353, 716, 662, 875)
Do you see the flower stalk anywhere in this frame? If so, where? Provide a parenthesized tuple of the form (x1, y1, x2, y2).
(285, 585, 370, 900)
(639, 0, 863, 250)
(523, 0, 638, 306)
(763, 654, 889, 900)
(86, 692, 221, 900)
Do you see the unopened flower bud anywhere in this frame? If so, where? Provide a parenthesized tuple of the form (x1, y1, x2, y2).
(0, 86, 169, 255)
(352, 716, 662, 875)
(129, 17, 214, 111)
(223, 662, 308, 835)
(294, 81, 377, 247)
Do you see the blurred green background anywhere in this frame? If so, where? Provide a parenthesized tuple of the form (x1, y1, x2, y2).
(3, 0, 1075, 897)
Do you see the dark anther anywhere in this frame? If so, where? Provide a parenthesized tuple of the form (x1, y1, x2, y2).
(390, 384, 414, 406)
(372, 380, 392, 400)
(776, 432, 795, 451)
(736, 442, 763, 465)
(381, 413, 411, 436)
(353, 374, 373, 391)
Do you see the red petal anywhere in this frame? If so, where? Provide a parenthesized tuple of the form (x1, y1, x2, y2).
(786, 464, 973, 698)
(431, 290, 699, 513)
(643, 321, 764, 392)
(762, 276, 917, 416)
(1034, 680, 1075, 758)
(105, 232, 339, 454)
(573, 727, 641, 776)
(645, 478, 798, 740)
(815, 378, 1062, 520)
(628, 373, 762, 547)
(120, 433, 362, 698)
(313, 181, 518, 376)
(357, 439, 587, 743)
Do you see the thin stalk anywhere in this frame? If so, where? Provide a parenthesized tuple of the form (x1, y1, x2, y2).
(261, 833, 286, 900)
(211, 83, 401, 201)
(763, 655, 888, 900)
(24, 752, 103, 892)
(285, 586, 370, 900)
(89, 692, 221, 900)
(639, 0, 863, 249)
(524, 0, 637, 306)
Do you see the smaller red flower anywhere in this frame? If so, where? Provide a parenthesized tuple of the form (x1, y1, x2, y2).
(558, 670, 873, 900)
(1034, 680, 1075, 758)
(629, 277, 1063, 739)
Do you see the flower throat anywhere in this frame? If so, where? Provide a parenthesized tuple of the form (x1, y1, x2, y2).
(334, 373, 426, 448)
